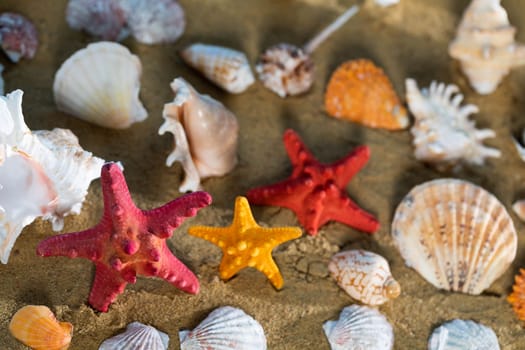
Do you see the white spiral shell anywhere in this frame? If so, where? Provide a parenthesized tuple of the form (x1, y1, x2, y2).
(99, 322, 169, 350)
(428, 319, 500, 350)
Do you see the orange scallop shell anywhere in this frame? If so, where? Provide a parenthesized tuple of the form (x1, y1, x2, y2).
(324, 59, 409, 130)
(9, 305, 73, 350)
(508, 268, 525, 321)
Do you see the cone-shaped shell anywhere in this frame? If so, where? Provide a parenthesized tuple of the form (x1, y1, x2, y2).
(158, 78, 238, 192)
(508, 268, 525, 321)
(181, 43, 254, 94)
(428, 319, 500, 350)
(179, 306, 267, 350)
(99, 322, 169, 350)
(323, 305, 394, 350)
(325, 59, 408, 130)
(328, 249, 400, 305)
(392, 179, 517, 294)
(9, 305, 73, 350)
(53, 41, 147, 129)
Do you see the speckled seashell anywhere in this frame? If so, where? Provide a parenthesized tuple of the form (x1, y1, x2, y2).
(323, 305, 394, 350)
(179, 306, 267, 350)
(99, 322, 169, 350)
(9, 305, 73, 350)
(328, 249, 400, 305)
(0, 89, 104, 264)
(0, 12, 38, 62)
(405, 79, 500, 169)
(508, 268, 525, 321)
(392, 179, 517, 294)
(159, 78, 238, 192)
(53, 42, 148, 129)
(449, 0, 525, 94)
(428, 319, 500, 350)
(325, 59, 408, 130)
(120, 0, 185, 44)
(181, 43, 254, 93)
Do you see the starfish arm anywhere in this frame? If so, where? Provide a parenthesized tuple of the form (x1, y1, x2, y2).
(331, 145, 371, 188)
(188, 225, 231, 245)
(260, 227, 302, 246)
(36, 226, 104, 260)
(146, 191, 212, 238)
(218, 255, 245, 282)
(246, 177, 311, 213)
(283, 129, 316, 173)
(88, 262, 128, 312)
(256, 252, 284, 289)
(100, 163, 137, 215)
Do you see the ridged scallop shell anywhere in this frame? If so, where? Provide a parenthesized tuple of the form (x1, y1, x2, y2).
(99, 322, 169, 350)
(392, 179, 517, 294)
(449, 0, 525, 94)
(428, 319, 500, 350)
(405, 79, 500, 169)
(0, 89, 104, 263)
(120, 0, 185, 44)
(325, 59, 408, 130)
(158, 78, 238, 192)
(328, 249, 400, 305)
(508, 268, 525, 321)
(323, 305, 394, 350)
(53, 42, 147, 129)
(0, 12, 38, 62)
(9, 305, 73, 350)
(179, 306, 267, 350)
(181, 43, 254, 94)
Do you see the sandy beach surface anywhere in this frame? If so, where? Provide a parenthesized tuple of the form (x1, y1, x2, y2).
(1, 0, 525, 348)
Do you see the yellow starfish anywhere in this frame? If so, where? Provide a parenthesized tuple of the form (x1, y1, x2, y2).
(188, 196, 302, 289)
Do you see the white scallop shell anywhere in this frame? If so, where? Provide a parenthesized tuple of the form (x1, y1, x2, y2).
(0, 89, 104, 263)
(99, 322, 169, 350)
(428, 319, 500, 350)
(449, 0, 525, 95)
(323, 305, 394, 350)
(392, 178, 517, 294)
(179, 306, 267, 350)
(181, 43, 254, 94)
(405, 79, 500, 169)
(53, 41, 147, 129)
(159, 78, 238, 192)
(328, 249, 400, 305)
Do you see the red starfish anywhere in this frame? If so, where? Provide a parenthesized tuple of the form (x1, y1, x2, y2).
(246, 129, 379, 236)
(36, 163, 211, 312)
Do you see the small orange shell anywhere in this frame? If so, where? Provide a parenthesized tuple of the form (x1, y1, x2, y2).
(324, 59, 409, 130)
(508, 268, 525, 321)
(9, 305, 73, 350)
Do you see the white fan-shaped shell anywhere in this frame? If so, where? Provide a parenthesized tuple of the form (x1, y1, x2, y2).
(405, 79, 500, 169)
(392, 178, 517, 294)
(328, 249, 400, 305)
(53, 42, 147, 129)
(428, 319, 500, 350)
(179, 306, 267, 350)
(181, 43, 254, 94)
(99, 322, 169, 350)
(323, 305, 394, 350)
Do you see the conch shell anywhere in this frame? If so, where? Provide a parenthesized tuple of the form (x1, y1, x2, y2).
(159, 78, 238, 192)
(449, 0, 525, 94)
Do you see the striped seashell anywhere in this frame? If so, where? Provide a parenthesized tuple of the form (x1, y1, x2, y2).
(392, 178, 517, 294)
(99, 322, 169, 350)
(9, 305, 73, 350)
(323, 305, 394, 350)
(179, 306, 267, 349)
(181, 43, 254, 94)
(428, 319, 500, 350)
(328, 249, 400, 305)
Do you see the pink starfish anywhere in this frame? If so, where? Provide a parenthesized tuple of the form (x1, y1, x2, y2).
(247, 129, 379, 236)
(36, 163, 211, 312)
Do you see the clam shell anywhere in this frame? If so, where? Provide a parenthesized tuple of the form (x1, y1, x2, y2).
(323, 305, 394, 350)
(9, 305, 73, 350)
(328, 249, 400, 305)
(53, 41, 148, 129)
(392, 178, 517, 294)
(99, 322, 169, 350)
(428, 319, 499, 350)
(181, 43, 254, 94)
(508, 268, 525, 321)
(0, 12, 38, 62)
(325, 59, 408, 130)
(179, 306, 267, 350)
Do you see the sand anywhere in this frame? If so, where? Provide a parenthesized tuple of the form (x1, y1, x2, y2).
(1, 0, 525, 348)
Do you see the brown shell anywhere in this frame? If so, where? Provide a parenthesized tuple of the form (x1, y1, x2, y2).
(508, 268, 525, 321)
(324, 59, 409, 130)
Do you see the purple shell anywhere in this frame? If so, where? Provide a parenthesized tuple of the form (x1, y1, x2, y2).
(0, 13, 38, 62)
